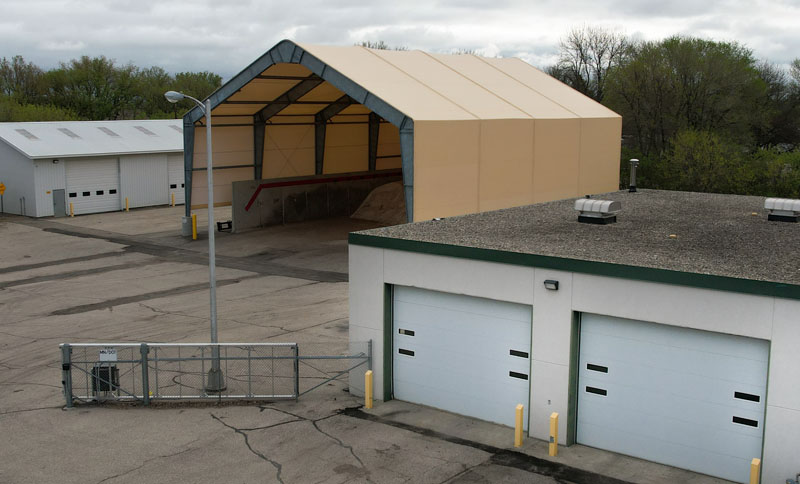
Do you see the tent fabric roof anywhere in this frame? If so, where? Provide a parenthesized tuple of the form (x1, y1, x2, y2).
(0, 119, 183, 159)
(203, 41, 620, 123)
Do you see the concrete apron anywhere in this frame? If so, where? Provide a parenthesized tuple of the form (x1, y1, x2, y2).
(361, 400, 733, 484)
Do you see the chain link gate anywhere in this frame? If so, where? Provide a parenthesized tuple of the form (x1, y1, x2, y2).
(60, 341, 371, 406)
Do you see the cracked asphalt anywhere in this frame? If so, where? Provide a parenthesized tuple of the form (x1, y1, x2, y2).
(0, 206, 570, 484)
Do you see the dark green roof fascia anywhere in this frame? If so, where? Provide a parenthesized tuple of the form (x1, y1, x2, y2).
(349, 233, 800, 301)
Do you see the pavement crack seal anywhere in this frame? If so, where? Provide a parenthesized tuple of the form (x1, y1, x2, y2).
(0, 251, 125, 275)
(211, 413, 286, 484)
(94, 441, 198, 484)
(259, 406, 374, 483)
(49, 275, 259, 316)
(0, 259, 164, 289)
(40, 226, 348, 283)
(341, 407, 633, 484)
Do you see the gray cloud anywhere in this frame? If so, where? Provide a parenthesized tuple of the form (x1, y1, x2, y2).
(0, 0, 796, 79)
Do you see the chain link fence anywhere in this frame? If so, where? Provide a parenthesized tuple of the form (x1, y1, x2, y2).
(60, 341, 370, 406)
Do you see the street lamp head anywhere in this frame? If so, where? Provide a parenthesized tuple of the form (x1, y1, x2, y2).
(164, 90, 185, 104)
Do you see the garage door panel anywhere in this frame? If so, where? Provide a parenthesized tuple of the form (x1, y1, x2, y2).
(581, 314, 768, 361)
(394, 287, 530, 322)
(396, 344, 531, 375)
(579, 359, 767, 409)
(579, 379, 765, 444)
(580, 332, 768, 385)
(393, 286, 531, 429)
(578, 314, 768, 483)
(394, 324, 530, 367)
(578, 420, 755, 481)
(394, 346, 530, 387)
(394, 298, 530, 334)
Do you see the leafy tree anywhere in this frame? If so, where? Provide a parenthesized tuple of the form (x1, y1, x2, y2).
(168, 71, 222, 118)
(131, 66, 173, 118)
(753, 61, 800, 147)
(0, 56, 45, 104)
(605, 36, 766, 156)
(357, 41, 408, 51)
(548, 25, 631, 101)
(45, 56, 136, 120)
(0, 95, 77, 121)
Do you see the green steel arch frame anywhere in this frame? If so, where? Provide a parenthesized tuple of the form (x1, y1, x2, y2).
(182, 40, 415, 222)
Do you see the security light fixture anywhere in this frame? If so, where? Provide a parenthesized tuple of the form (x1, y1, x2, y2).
(574, 198, 621, 224)
(765, 198, 800, 222)
(544, 280, 559, 291)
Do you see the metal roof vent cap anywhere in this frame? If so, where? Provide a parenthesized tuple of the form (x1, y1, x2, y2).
(575, 199, 621, 224)
(765, 198, 800, 222)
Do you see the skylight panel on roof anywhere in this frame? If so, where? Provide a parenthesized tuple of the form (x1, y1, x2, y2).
(134, 125, 157, 136)
(15, 129, 38, 140)
(98, 126, 120, 137)
(169, 125, 182, 133)
(58, 128, 81, 139)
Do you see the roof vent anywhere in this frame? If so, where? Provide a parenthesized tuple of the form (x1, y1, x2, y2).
(58, 127, 81, 139)
(134, 125, 157, 136)
(765, 198, 800, 222)
(98, 126, 120, 138)
(575, 198, 621, 224)
(15, 128, 38, 140)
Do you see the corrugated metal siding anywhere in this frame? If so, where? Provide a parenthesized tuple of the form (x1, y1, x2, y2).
(0, 139, 36, 215)
(120, 154, 169, 208)
(33, 160, 65, 217)
(65, 158, 120, 214)
(167, 154, 185, 205)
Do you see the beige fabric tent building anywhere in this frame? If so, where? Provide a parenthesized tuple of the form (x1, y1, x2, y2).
(181, 40, 621, 225)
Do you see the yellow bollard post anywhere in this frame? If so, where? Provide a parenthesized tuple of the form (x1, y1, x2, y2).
(191, 213, 198, 240)
(171, 192, 175, 207)
(514, 404, 524, 447)
(549, 412, 559, 456)
(364, 370, 373, 409)
(749, 458, 760, 484)
(69, 202, 74, 217)
(125, 197, 129, 212)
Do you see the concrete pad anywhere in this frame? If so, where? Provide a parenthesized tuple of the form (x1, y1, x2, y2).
(0, 218, 126, 268)
(0, 211, 728, 484)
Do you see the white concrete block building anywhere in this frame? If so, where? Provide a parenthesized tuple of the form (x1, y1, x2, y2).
(0, 120, 184, 217)
(348, 190, 800, 484)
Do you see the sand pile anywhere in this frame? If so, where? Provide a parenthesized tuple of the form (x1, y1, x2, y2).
(351, 181, 407, 226)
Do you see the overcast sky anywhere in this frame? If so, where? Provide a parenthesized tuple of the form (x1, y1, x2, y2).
(2, 0, 798, 79)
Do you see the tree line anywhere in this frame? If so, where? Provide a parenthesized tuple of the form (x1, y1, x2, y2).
(0, 55, 221, 122)
(547, 26, 800, 198)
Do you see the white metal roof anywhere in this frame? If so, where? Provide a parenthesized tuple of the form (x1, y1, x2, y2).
(0, 119, 183, 160)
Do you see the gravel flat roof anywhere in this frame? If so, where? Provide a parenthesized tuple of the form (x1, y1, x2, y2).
(355, 190, 800, 286)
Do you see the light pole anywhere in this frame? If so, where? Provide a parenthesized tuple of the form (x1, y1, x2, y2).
(164, 90, 225, 392)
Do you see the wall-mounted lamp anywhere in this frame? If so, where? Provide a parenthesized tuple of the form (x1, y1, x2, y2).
(544, 280, 559, 291)
(52, 159, 60, 164)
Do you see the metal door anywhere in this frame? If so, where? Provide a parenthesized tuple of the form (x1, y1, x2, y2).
(52, 189, 66, 217)
(392, 286, 531, 429)
(577, 313, 768, 483)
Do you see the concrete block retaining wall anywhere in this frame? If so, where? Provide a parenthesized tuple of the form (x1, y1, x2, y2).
(232, 171, 401, 232)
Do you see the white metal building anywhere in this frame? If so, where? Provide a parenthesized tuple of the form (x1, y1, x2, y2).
(348, 190, 800, 484)
(0, 120, 184, 217)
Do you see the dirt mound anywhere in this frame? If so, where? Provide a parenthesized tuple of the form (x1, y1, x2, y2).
(351, 181, 407, 226)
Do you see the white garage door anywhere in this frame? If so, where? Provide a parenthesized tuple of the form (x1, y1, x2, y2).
(577, 314, 768, 483)
(120, 154, 168, 208)
(65, 158, 120, 215)
(168, 154, 185, 205)
(393, 286, 531, 429)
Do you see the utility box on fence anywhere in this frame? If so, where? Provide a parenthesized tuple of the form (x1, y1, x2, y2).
(91, 364, 119, 393)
